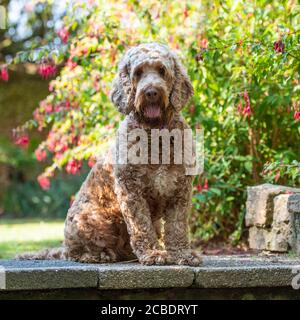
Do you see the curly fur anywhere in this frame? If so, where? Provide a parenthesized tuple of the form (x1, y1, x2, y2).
(17, 43, 202, 266)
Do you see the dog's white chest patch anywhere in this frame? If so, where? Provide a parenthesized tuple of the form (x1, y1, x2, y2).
(152, 167, 177, 196)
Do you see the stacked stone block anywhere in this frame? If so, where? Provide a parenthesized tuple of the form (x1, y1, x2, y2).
(246, 184, 300, 254)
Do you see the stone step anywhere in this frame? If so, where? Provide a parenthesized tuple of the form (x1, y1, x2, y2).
(1, 255, 300, 292)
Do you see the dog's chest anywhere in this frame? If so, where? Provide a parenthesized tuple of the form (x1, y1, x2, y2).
(150, 166, 178, 196)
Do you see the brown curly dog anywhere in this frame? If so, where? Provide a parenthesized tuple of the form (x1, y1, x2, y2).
(17, 43, 202, 266)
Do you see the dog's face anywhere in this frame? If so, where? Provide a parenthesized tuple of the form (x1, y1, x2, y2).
(132, 60, 171, 125)
(110, 43, 193, 127)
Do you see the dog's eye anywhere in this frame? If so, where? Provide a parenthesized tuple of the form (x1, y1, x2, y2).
(134, 69, 143, 78)
(159, 67, 166, 77)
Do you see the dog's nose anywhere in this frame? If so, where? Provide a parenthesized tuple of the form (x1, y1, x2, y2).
(145, 88, 158, 101)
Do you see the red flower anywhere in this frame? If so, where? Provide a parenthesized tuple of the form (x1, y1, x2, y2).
(1, 66, 9, 81)
(274, 40, 284, 53)
(15, 135, 29, 148)
(294, 111, 300, 121)
(203, 179, 209, 190)
(183, 6, 188, 18)
(65, 100, 71, 109)
(57, 27, 69, 44)
(37, 175, 51, 190)
(196, 183, 202, 192)
(242, 90, 252, 118)
(35, 148, 47, 162)
(66, 159, 82, 175)
(38, 63, 57, 79)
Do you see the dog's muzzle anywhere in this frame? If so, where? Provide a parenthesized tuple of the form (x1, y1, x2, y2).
(142, 86, 164, 119)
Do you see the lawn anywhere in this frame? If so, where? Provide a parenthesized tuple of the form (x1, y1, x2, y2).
(0, 219, 64, 259)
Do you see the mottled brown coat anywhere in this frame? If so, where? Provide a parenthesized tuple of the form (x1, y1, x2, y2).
(17, 43, 202, 265)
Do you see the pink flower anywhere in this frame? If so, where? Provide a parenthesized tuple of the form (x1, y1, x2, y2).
(242, 90, 252, 118)
(203, 179, 209, 190)
(65, 100, 71, 109)
(66, 159, 82, 175)
(57, 27, 69, 44)
(1, 66, 9, 81)
(201, 38, 208, 49)
(37, 175, 51, 190)
(243, 106, 252, 117)
(38, 63, 57, 79)
(35, 148, 47, 162)
(15, 135, 29, 148)
(294, 111, 300, 121)
(66, 58, 77, 70)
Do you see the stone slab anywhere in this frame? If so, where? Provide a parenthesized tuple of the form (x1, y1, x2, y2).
(1, 255, 300, 291)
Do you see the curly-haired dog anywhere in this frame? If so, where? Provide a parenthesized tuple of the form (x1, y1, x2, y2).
(18, 43, 202, 266)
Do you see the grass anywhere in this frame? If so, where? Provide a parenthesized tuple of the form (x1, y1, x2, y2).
(0, 219, 64, 259)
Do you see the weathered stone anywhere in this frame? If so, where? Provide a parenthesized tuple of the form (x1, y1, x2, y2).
(273, 194, 292, 223)
(0, 260, 99, 291)
(288, 195, 300, 255)
(1, 256, 300, 292)
(248, 226, 269, 250)
(288, 194, 300, 214)
(97, 264, 194, 289)
(245, 184, 300, 227)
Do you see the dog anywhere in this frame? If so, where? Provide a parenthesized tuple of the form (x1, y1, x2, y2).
(17, 43, 202, 266)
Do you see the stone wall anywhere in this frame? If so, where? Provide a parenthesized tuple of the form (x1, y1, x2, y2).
(246, 184, 300, 254)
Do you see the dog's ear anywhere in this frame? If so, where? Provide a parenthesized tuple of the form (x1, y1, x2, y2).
(110, 54, 135, 115)
(170, 54, 194, 112)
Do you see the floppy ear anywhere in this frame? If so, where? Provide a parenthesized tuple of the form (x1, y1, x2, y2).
(110, 55, 135, 115)
(170, 54, 194, 112)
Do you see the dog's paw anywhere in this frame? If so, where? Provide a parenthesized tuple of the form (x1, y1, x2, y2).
(139, 250, 171, 265)
(170, 250, 203, 266)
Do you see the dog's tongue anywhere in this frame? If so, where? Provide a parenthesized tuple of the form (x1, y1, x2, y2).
(145, 105, 161, 119)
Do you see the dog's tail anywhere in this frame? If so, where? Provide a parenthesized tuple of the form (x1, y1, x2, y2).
(16, 247, 66, 260)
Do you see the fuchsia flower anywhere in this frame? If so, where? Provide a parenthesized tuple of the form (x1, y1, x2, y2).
(35, 147, 47, 162)
(37, 175, 51, 190)
(294, 111, 300, 121)
(196, 183, 202, 192)
(14, 135, 29, 148)
(242, 90, 252, 118)
(0, 66, 9, 81)
(66, 159, 82, 175)
(38, 63, 57, 79)
(57, 27, 69, 44)
(203, 179, 209, 190)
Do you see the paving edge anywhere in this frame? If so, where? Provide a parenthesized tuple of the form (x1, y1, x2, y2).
(1, 255, 300, 291)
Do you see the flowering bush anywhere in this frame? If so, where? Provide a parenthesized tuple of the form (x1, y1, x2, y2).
(4, 0, 300, 241)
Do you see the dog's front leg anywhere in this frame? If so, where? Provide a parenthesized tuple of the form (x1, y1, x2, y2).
(164, 177, 202, 266)
(114, 178, 170, 265)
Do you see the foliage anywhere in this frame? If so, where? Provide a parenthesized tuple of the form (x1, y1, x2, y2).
(3, 0, 300, 241)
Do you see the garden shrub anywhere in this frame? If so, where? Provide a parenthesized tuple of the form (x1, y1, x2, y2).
(2, 0, 300, 241)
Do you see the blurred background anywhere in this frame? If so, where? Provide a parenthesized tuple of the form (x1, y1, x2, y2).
(0, 0, 299, 259)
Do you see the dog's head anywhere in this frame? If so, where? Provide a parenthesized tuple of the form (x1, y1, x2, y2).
(110, 43, 193, 126)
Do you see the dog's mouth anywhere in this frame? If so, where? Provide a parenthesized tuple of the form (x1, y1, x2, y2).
(143, 104, 161, 119)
